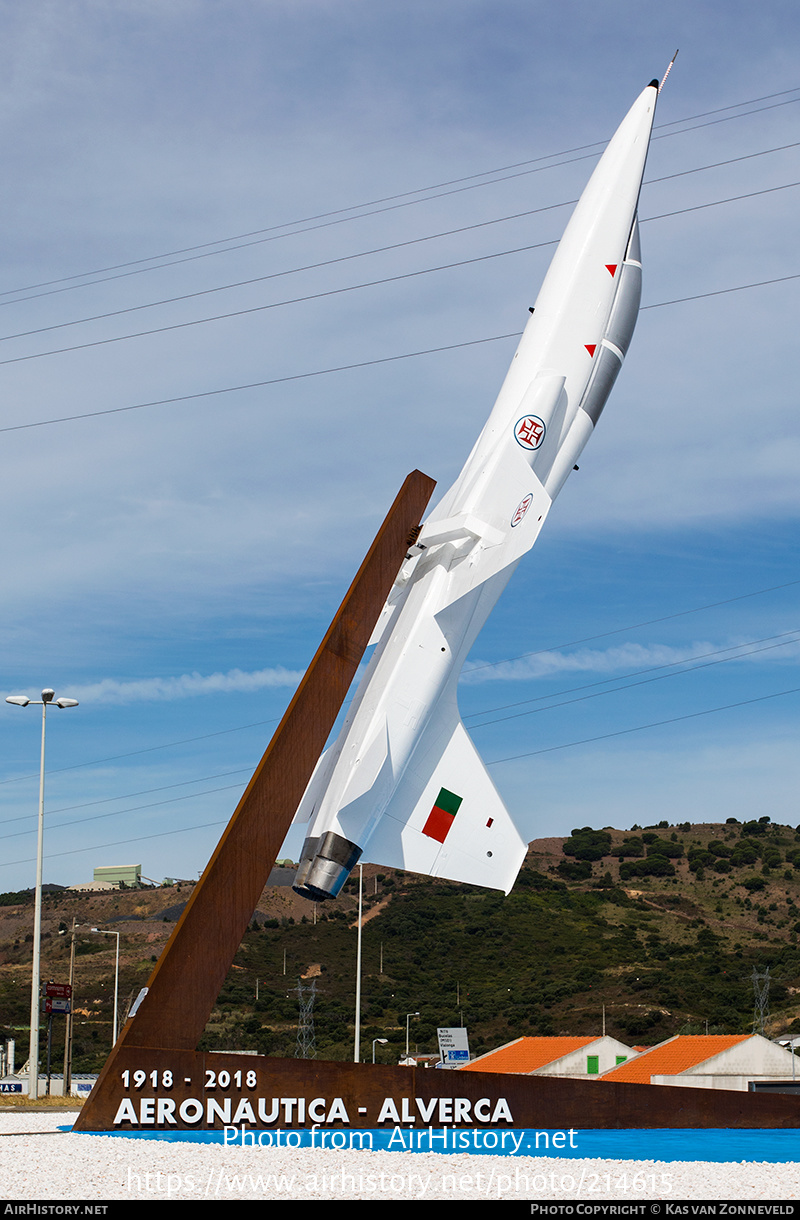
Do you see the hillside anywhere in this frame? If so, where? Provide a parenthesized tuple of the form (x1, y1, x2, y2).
(2, 815, 800, 1071)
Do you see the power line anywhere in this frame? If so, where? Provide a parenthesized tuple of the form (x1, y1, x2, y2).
(0, 767, 254, 828)
(643, 271, 800, 311)
(0, 221, 563, 344)
(2, 629, 798, 842)
(487, 684, 800, 767)
(0, 177, 796, 368)
(0, 332, 517, 434)
(467, 633, 800, 731)
(654, 86, 800, 129)
(0, 717, 280, 786)
(0, 817, 230, 870)
(464, 579, 800, 673)
(2, 578, 797, 793)
(2, 87, 796, 305)
(464, 630, 800, 723)
(0, 780, 247, 843)
(3, 680, 799, 870)
(645, 141, 800, 187)
(0, 245, 559, 367)
(2, 263, 799, 438)
(3, 141, 796, 337)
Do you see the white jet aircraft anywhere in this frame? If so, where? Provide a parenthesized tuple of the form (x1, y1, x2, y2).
(293, 80, 660, 901)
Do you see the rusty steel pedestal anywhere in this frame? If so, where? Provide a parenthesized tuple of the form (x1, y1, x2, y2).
(76, 1044, 800, 1133)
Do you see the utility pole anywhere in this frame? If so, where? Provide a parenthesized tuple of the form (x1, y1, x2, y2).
(62, 920, 77, 1094)
(354, 864, 363, 1063)
(295, 979, 317, 1060)
(752, 967, 770, 1036)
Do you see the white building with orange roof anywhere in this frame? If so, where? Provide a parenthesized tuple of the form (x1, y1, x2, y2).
(460, 1035, 636, 1079)
(599, 1034, 799, 1091)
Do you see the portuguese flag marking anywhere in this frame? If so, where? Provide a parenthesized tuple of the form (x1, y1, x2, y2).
(422, 787, 463, 844)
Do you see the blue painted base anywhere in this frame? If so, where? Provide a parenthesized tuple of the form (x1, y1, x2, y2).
(67, 1126, 800, 1163)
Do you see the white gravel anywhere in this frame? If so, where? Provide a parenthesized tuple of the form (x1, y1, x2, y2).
(0, 1112, 798, 1201)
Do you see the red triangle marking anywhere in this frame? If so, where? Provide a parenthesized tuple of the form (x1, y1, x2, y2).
(605, 264, 618, 277)
(585, 344, 597, 357)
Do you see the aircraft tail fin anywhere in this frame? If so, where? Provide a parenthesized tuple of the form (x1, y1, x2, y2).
(363, 709, 527, 894)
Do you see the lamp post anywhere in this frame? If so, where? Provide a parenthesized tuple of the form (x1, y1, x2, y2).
(405, 1011, 420, 1058)
(58, 921, 121, 1092)
(6, 689, 78, 1101)
(91, 928, 120, 1045)
(59, 919, 78, 1095)
(354, 863, 363, 1063)
(372, 1037, 388, 1064)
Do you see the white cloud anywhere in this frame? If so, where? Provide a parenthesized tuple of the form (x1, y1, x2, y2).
(462, 636, 800, 683)
(6, 666, 305, 706)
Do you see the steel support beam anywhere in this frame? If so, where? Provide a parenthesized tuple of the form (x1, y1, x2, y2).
(75, 470, 435, 1131)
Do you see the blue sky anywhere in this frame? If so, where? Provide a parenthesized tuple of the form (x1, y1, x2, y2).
(0, 0, 799, 892)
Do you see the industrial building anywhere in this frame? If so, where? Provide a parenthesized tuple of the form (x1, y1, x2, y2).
(460, 1035, 636, 1078)
(599, 1034, 799, 1091)
(67, 864, 143, 892)
(92, 864, 141, 889)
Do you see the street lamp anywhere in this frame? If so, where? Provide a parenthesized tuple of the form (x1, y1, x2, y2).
(6, 688, 78, 1099)
(90, 928, 120, 1045)
(59, 919, 77, 1095)
(372, 1037, 388, 1064)
(354, 863, 363, 1063)
(405, 1011, 420, 1058)
(58, 921, 121, 1091)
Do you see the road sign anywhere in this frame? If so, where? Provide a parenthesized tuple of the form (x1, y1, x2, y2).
(437, 1026, 470, 1067)
(45, 983, 72, 999)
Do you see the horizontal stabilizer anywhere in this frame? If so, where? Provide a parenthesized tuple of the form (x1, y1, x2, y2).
(362, 709, 527, 894)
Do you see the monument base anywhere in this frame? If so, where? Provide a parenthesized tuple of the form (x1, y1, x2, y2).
(75, 1047, 800, 1133)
